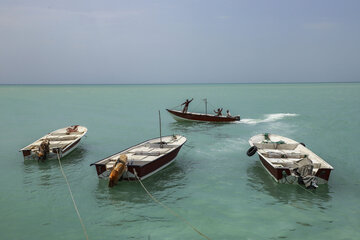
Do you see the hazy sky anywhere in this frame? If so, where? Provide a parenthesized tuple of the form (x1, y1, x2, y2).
(0, 0, 359, 84)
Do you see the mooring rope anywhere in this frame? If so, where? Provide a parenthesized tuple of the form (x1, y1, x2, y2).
(297, 183, 316, 195)
(56, 151, 89, 240)
(170, 104, 183, 110)
(133, 169, 211, 240)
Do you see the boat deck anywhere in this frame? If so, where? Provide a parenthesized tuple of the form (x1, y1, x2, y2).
(94, 135, 186, 171)
(254, 142, 332, 170)
(21, 131, 86, 151)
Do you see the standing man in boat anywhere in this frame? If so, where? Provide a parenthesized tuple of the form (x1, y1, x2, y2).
(181, 98, 193, 113)
(214, 108, 223, 116)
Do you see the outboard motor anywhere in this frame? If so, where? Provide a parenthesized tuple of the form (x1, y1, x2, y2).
(294, 159, 318, 189)
(37, 139, 50, 160)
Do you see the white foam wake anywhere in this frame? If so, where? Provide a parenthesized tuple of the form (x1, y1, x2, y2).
(240, 113, 298, 125)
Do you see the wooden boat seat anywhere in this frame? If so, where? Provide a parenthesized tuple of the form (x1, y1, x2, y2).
(42, 136, 79, 141)
(269, 158, 322, 169)
(134, 151, 161, 156)
(260, 149, 306, 159)
(147, 143, 175, 149)
(49, 140, 73, 149)
(128, 146, 151, 153)
(254, 143, 298, 150)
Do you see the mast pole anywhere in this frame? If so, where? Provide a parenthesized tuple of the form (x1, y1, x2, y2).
(159, 110, 162, 145)
(204, 98, 207, 115)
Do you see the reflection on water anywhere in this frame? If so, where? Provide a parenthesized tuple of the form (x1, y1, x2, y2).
(23, 146, 88, 188)
(23, 146, 88, 170)
(94, 159, 188, 206)
(168, 121, 227, 134)
(246, 162, 332, 209)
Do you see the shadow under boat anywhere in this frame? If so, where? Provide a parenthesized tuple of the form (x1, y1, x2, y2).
(168, 120, 231, 134)
(23, 145, 88, 170)
(246, 162, 332, 206)
(94, 159, 188, 205)
(22, 146, 88, 188)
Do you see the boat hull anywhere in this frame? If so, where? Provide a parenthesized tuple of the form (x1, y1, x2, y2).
(20, 125, 87, 160)
(166, 109, 240, 123)
(248, 133, 334, 186)
(258, 154, 332, 184)
(22, 138, 82, 160)
(125, 145, 182, 180)
(91, 135, 186, 181)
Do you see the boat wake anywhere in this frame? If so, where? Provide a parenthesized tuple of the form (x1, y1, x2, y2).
(240, 113, 298, 125)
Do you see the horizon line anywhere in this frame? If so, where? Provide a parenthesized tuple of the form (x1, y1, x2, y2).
(1, 81, 359, 86)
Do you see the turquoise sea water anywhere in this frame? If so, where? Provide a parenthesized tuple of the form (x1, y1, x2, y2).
(0, 83, 359, 240)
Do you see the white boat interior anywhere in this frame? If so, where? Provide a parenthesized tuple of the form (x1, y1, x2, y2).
(98, 135, 186, 172)
(250, 134, 333, 171)
(21, 125, 87, 158)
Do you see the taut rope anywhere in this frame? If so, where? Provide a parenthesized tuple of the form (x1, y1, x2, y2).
(133, 169, 211, 240)
(56, 151, 89, 240)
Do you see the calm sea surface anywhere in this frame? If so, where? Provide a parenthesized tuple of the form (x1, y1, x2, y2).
(0, 83, 359, 240)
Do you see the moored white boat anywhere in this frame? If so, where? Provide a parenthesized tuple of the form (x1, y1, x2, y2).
(247, 133, 333, 188)
(20, 125, 87, 160)
(90, 135, 187, 185)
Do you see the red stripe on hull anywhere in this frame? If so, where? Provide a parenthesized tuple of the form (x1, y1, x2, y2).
(63, 139, 81, 153)
(315, 168, 332, 181)
(259, 155, 289, 181)
(167, 109, 240, 122)
(127, 146, 182, 179)
(95, 165, 107, 176)
(22, 150, 31, 157)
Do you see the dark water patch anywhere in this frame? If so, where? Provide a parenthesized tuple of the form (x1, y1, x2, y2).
(94, 162, 188, 207)
(246, 162, 332, 209)
(168, 121, 229, 136)
(296, 222, 312, 227)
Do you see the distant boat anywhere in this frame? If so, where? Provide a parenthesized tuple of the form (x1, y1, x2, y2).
(90, 135, 187, 185)
(167, 98, 240, 123)
(247, 133, 333, 189)
(166, 109, 240, 122)
(20, 125, 87, 160)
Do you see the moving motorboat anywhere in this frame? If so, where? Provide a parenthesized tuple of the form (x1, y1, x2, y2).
(20, 125, 87, 160)
(247, 133, 333, 188)
(167, 98, 240, 123)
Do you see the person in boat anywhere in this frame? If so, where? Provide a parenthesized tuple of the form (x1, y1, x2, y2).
(226, 110, 232, 117)
(214, 108, 223, 116)
(181, 98, 193, 113)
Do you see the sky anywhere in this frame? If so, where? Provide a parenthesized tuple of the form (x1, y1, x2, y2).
(0, 0, 359, 84)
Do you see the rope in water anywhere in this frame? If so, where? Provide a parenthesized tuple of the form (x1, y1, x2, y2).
(133, 169, 211, 240)
(56, 151, 89, 240)
(297, 183, 316, 195)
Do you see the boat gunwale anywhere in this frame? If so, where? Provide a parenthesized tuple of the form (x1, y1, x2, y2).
(90, 135, 186, 167)
(20, 126, 88, 152)
(249, 133, 334, 170)
(166, 109, 240, 122)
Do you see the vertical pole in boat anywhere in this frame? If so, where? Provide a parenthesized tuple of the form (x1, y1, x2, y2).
(204, 98, 207, 115)
(159, 110, 163, 145)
